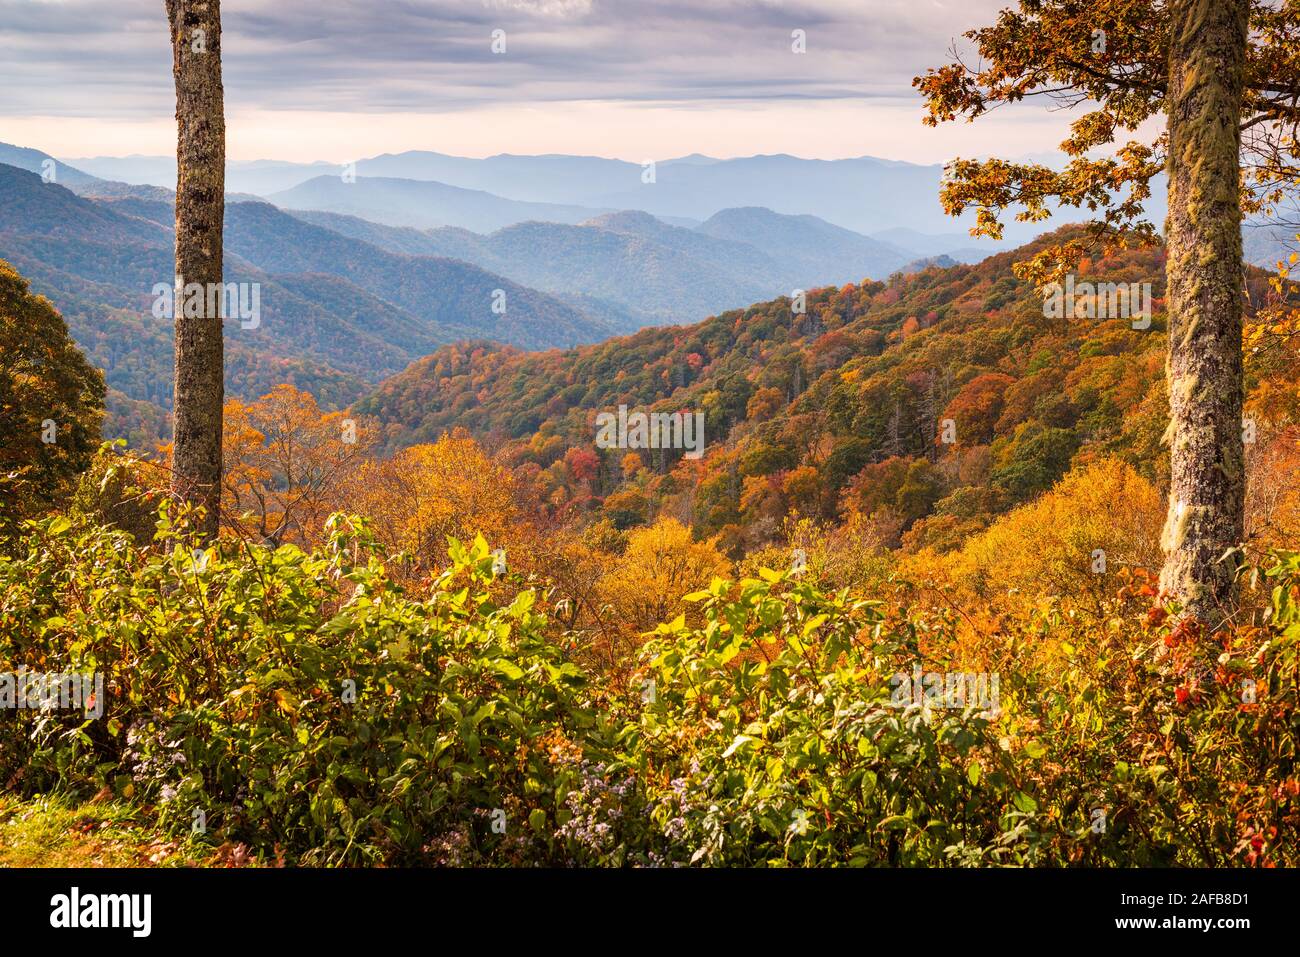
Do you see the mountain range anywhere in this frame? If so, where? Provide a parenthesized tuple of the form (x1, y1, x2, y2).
(267, 174, 614, 233)
(287, 205, 928, 328)
(14, 137, 1278, 459)
(64, 148, 1031, 242)
(0, 160, 617, 444)
(0, 143, 995, 440)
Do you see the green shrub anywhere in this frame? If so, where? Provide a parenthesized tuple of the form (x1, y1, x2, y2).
(0, 508, 601, 865)
(2, 505, 1297, 867)
(618, 571, 1032, 866)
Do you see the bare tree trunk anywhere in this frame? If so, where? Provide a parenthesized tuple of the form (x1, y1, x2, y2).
(1159, 0, 1248, 622)
(166, 0, 226, 541)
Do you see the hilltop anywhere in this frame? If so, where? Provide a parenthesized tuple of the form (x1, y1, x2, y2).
(354, 226, 1207, 552)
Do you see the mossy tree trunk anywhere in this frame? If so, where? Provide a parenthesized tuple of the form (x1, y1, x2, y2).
(166, 0, 226, 541)
(1159, 0, 1249, 622)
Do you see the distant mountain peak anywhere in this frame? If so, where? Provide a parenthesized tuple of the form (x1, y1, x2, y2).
(663, 153, 723, 166)
(0, 141, 100, 187)
(581, 209, 665, 229)
(701, 206, 818, 226)
(899, 254, 960, 274)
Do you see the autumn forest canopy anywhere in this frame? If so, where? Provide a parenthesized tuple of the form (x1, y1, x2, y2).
(2, 1, 1300, 901)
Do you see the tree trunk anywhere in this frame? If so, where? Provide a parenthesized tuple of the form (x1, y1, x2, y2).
(166, 0, 226, 541)
(1159, 0, 1248, 622)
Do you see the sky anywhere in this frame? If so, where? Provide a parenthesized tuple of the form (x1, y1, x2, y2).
(0, 0, 1077, 164)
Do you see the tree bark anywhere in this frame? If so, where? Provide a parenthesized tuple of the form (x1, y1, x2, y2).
(1159, 0, 1248, 622)
(166, 0, 226, 541)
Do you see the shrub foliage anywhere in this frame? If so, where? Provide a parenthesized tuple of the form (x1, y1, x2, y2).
(2, 507, 1297, 866)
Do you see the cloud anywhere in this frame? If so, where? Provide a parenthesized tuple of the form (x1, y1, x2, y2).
(485, 0, 595, 16)
(1, 0, 1076, 162)
(0, 0, 1005, 116)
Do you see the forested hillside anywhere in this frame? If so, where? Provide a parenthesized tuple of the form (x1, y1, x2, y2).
(355, 226, 1281, 560)
(0, 162, 621, 445)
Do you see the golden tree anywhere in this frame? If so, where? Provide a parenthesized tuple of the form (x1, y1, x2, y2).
(345, 429, 527, 573)
(597, 517, 730, 636)
(222, 385, 373, 545)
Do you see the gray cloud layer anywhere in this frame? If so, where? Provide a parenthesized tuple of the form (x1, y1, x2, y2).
(0, 0, 998, 117)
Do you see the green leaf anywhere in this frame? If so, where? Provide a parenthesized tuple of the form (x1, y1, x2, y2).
(490, 659, 525, 681)
(860, 769, 878, 798)
(1012, 792, 1038, 814)
(722, 734, 756, 758)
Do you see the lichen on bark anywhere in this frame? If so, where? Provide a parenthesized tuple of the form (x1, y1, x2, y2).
(165, 0, 226, 542)
(1158, 0, 1248, 624)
